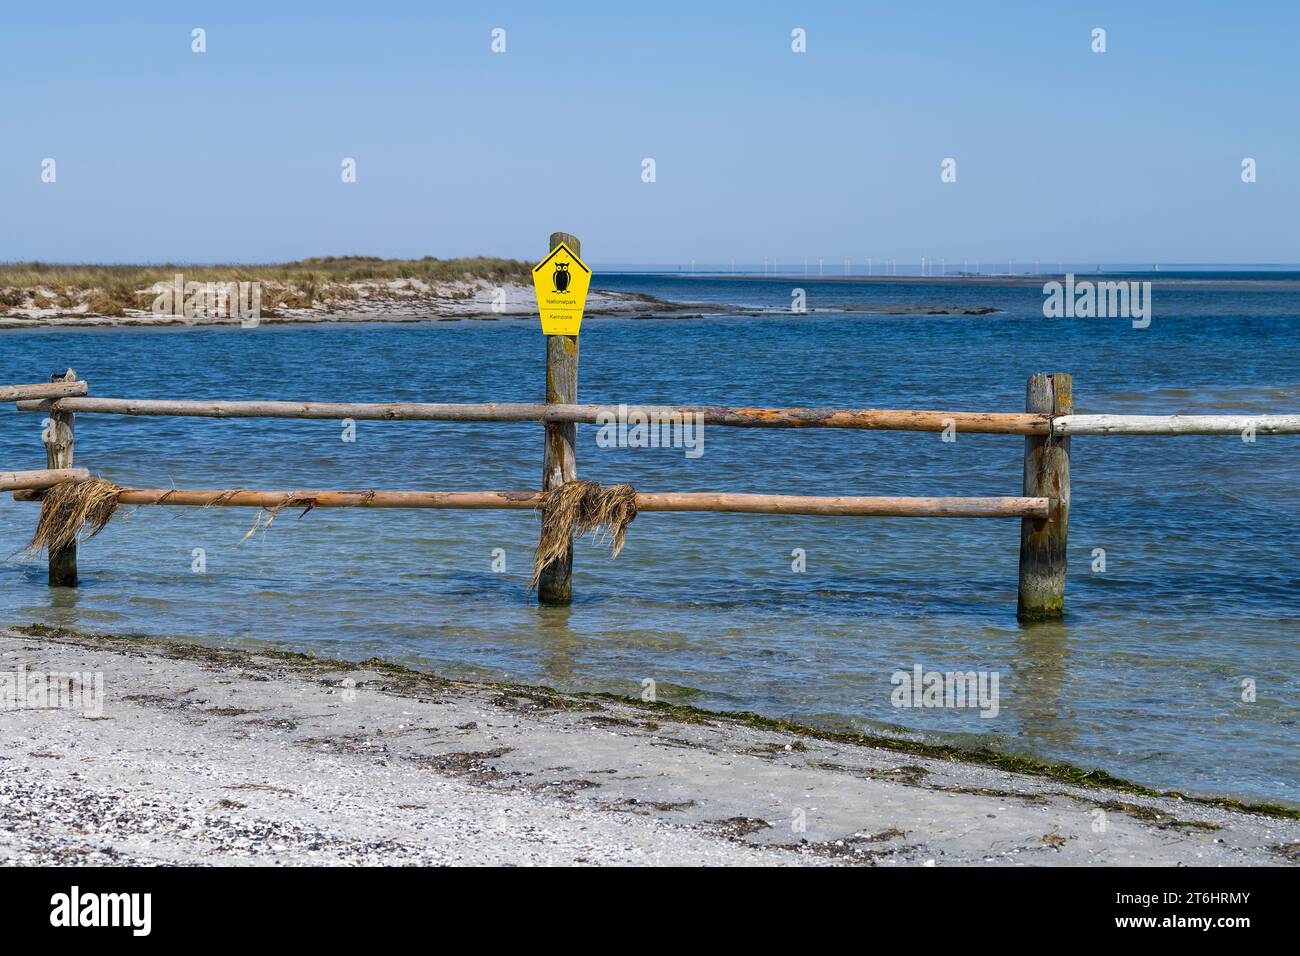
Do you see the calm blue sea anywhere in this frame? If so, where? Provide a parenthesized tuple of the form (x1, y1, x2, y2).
(1, 273, 1296, 804)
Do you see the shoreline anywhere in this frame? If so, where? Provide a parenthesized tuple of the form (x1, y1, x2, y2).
(637, 273, 1300, 290)
(0, 296, 1008, 331)
(1, 276, 1012, 330)
(3, 624, 1295, 866)
(0, 284, 712, 331)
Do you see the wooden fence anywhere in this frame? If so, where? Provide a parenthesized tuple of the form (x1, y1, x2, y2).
(4, 235, 1298, 621)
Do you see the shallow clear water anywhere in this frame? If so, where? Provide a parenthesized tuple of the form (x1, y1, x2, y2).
(1, 274, 1296, 804)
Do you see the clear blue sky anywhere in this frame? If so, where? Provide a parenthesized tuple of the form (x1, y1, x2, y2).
(1, 1, 1295, 265)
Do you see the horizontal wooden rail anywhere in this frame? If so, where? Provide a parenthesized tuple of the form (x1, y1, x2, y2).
(1053, 413, 1300, 436)
(0, 467, 90, 491)
(11, 487, 1051, 518)
(19, 398, 1300, 440)
(0, 381, 89, 402)
(13, 397, 1050, 435)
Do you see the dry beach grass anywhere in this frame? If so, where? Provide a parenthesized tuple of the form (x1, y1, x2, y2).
(0, 256, 532, 318)
(27, 478, 123, 557)
(0, 255, 695, 326)
(531, 480, 639, 590)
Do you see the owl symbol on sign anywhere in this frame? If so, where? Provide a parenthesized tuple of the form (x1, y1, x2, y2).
(552, 261, 571, 293)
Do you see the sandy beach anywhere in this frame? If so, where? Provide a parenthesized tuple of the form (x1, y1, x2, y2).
(2, 624, 1294, 867)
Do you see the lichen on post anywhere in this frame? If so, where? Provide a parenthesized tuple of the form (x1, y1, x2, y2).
(1017, 373, 1072, 621)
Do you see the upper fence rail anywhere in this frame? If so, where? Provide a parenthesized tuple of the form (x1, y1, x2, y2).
(0, 381, 89, 402)
(16, 395, 1300, 437)
(17, 396, 1048, 434)
(1052, 413, 1300, 435)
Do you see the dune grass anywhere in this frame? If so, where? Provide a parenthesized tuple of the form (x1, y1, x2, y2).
(0, 256, 532, 315)
(0, 256, 530, 290)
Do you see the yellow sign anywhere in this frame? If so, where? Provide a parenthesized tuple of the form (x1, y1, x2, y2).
(532, 242, 591, 335)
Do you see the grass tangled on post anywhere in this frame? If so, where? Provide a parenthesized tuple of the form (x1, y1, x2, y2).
(28, 479, 123, 556)
(531, 481, 638, 591)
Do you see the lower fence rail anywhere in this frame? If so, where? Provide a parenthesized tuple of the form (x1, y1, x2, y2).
(12, 487, 1051, 519)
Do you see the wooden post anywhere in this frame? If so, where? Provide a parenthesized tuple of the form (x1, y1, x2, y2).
(44, 369, 78, 587)
(1019, 374, 1071, 621)
(538, 232, 580, 605)
(1017, 373, 1071, 621)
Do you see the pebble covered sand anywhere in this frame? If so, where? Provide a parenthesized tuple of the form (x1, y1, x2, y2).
(3, 626, 1296, 866)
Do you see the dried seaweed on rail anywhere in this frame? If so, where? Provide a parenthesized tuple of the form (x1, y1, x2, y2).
(28, 478, 123, 555)
(531, 480, 637, 590)
(239, 494, 317, 544)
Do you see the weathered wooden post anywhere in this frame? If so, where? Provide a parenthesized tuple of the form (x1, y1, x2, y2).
(538, 232, 580, 605)
(44, 369, 78, 587)
(1017, 373, 1071, 621)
